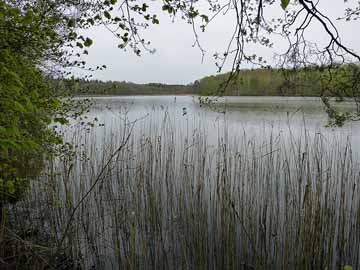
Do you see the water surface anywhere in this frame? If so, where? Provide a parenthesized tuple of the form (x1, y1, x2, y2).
(50, 95, 360, 269)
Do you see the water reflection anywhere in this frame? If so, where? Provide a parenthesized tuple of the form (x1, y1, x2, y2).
(78, 95, 360, 157)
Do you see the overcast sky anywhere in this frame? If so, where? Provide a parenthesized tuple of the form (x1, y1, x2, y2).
(80, 0, 360, 85)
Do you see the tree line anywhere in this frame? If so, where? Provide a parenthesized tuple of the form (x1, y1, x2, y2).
(59, 64, 360, 98)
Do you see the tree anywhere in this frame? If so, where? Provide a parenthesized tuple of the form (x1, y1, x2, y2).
(0, 1, 62, 205)
(0, 0, 152, 205)
(0, 0, 115, 205)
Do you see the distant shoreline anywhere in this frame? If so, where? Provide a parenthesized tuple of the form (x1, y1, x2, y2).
(73, 93, 194, 97)
(59, 64, 359, 98)
(72, 93, 354, 100)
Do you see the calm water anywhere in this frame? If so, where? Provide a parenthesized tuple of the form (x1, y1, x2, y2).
(71, 95, 360, 155)
(51, 95, 360, 269)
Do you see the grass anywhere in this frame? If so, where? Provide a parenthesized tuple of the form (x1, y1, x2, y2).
(6, 110, 360, 270)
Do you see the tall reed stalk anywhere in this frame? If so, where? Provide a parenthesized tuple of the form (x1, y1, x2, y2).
(10, 110, 360, 270)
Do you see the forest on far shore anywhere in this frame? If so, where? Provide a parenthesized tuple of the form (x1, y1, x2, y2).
(61, 64, 360, 98)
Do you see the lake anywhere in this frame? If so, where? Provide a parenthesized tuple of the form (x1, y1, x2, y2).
(80, 95, 360, 156)
(20, 95, 360, 270)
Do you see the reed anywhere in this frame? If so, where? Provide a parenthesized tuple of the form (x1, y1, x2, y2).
(10, 110, 360, 270)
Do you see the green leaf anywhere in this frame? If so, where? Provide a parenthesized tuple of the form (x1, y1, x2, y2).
(87, 18, 94, 25)
(201, 14, 209, 23)
(104, 11, 111, 19)
(67, 18, 76, 28)
(141, 3, 148, 12)
(344, 266, 353, 270)
(6, 181, 15, 194)
(152, 16, 159, 24)
(84, 38, 93, 47)
(54, 117, 69, 125)
(281, 0, 290, 10)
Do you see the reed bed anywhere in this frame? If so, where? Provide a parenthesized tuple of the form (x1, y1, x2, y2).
(10, 110, 360, 270)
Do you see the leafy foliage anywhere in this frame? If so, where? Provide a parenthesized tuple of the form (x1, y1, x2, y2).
(0, 1, 63, 204)
(281, 0, 290, 10)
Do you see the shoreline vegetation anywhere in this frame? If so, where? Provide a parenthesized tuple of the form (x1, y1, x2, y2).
(60, 64, 360, 98)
